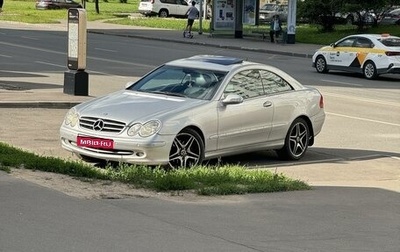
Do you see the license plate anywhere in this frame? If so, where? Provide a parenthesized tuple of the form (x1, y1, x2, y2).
(77, 136, 114, 149)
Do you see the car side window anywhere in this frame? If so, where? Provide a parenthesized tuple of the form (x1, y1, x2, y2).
(259, 70, 293, 94)
(354, 38, 373, 48)
(336, 38, 356, 47)
(224, 70, 264, 99)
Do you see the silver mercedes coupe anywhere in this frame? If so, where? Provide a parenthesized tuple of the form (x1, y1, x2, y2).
(60, 55, 325, 168)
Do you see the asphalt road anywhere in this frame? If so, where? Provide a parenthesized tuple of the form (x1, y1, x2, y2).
(1, 170, 399, 252)
(0, 23, 399, 251)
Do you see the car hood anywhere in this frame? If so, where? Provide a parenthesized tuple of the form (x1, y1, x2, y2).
(75, 90, 206, 123)
(317, 45, 332, 51)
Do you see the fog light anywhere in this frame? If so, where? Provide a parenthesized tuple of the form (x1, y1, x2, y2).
(136, 152, 145, 157)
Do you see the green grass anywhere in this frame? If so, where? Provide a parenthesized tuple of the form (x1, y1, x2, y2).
(0, 142, 311, 196)
(0, 0, 140, 23)
(2, 0, 399, 44)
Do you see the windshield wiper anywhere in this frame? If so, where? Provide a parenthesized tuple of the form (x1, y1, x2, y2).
(147, 91, 187, 98)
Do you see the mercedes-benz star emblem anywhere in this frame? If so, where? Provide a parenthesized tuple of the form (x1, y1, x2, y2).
(93, 119, 104, 131)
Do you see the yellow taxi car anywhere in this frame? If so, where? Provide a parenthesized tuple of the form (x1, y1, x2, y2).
(312, 34, 400, 79)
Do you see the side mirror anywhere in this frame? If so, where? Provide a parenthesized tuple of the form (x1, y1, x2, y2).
(221, 94, 244, 105)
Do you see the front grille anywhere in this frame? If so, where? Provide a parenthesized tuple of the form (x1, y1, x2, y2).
(79, 116, 126, 133)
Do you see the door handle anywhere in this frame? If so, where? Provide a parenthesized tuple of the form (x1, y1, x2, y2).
(263, 101, 272, 107)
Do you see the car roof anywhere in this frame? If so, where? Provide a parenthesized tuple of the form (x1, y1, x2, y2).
(344, 34, 400, 40)
(165, 55, 305, 89)
(165, 55, 255, 72)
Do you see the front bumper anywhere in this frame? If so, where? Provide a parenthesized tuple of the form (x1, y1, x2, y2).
(60, 125, 175, 165)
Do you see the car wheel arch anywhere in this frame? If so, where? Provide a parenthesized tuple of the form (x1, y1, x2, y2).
(300, 115, 314, 146)
(182, 125, 205, 145)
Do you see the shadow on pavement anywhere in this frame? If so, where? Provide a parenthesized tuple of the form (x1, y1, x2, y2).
(205, 147, 400, 168)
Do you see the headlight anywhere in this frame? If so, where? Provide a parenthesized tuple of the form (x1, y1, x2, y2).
(127, 123, 141, 136)
(64, 108, 79, 127)
(140, 120, 161, 137)
(127, 120, 161, 137)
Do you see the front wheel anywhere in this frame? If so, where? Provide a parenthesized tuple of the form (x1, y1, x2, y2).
(276, 118, 310, 160)
(168, 128, 204, 169)
(363, 61, 378, 79)
(315, 55, 329, 73)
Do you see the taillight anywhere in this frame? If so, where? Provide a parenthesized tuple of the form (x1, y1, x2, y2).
(319, 95, 324, 109)
(385, 51, 400, 56)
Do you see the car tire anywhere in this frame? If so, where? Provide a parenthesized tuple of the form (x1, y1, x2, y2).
(159, 9, 169, 18)
(276, 118, 310, 160)
(168, 128, 204, 169)
(363, 61, 378, 79)
(315, 55, 329, 73)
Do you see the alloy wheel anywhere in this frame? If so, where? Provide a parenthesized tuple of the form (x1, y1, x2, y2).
(288, 121, 309, 158)
(316, 56, 328, 73)
(363, 61, 377, 79)
(168, 129, 203, 169)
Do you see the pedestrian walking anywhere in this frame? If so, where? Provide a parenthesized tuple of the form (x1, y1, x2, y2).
(183, 1, 199, 38)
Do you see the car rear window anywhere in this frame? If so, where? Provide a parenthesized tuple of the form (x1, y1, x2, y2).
(380, 38, 400, 47)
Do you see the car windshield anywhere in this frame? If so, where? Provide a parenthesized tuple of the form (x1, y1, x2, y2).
(260, 4, 276, 11)
(379, 37, 400, 47)
(128, 65, 227, 100)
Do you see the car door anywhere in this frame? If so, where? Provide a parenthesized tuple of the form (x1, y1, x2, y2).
(217, 69, 273, 150)
(259, 69, 296, 143)
(349, 37, 374, 70)
(328, 37, 356, 69)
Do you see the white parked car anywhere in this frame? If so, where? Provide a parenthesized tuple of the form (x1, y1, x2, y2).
(60, 55, 326, 169)
(138, 0, 190, 18)
(312, 34, 400, 79)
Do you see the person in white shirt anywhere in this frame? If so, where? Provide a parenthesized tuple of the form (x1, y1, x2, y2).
(184, 1, 199, 37)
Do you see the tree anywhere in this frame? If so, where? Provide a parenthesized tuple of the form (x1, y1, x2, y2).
(95, 0, 99, 14)
(298, 0, 395, 31)
(297, 0, 345, 32)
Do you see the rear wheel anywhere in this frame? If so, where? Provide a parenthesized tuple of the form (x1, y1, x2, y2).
(276, 118, 310, 160)
(363, 61, 378, 79)
(315, 56, 329, 73)
(159, 9, 168, 18)
(168, 128, 204, 169)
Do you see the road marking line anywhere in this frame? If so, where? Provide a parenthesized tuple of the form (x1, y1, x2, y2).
(95, 48, 117, 52)
(326, 112, 400, 127)
(21, 36, 39, 40)
(35, 61, 65, 68)
(321, 79, 363, 87)
(0, 54, 12, 58)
